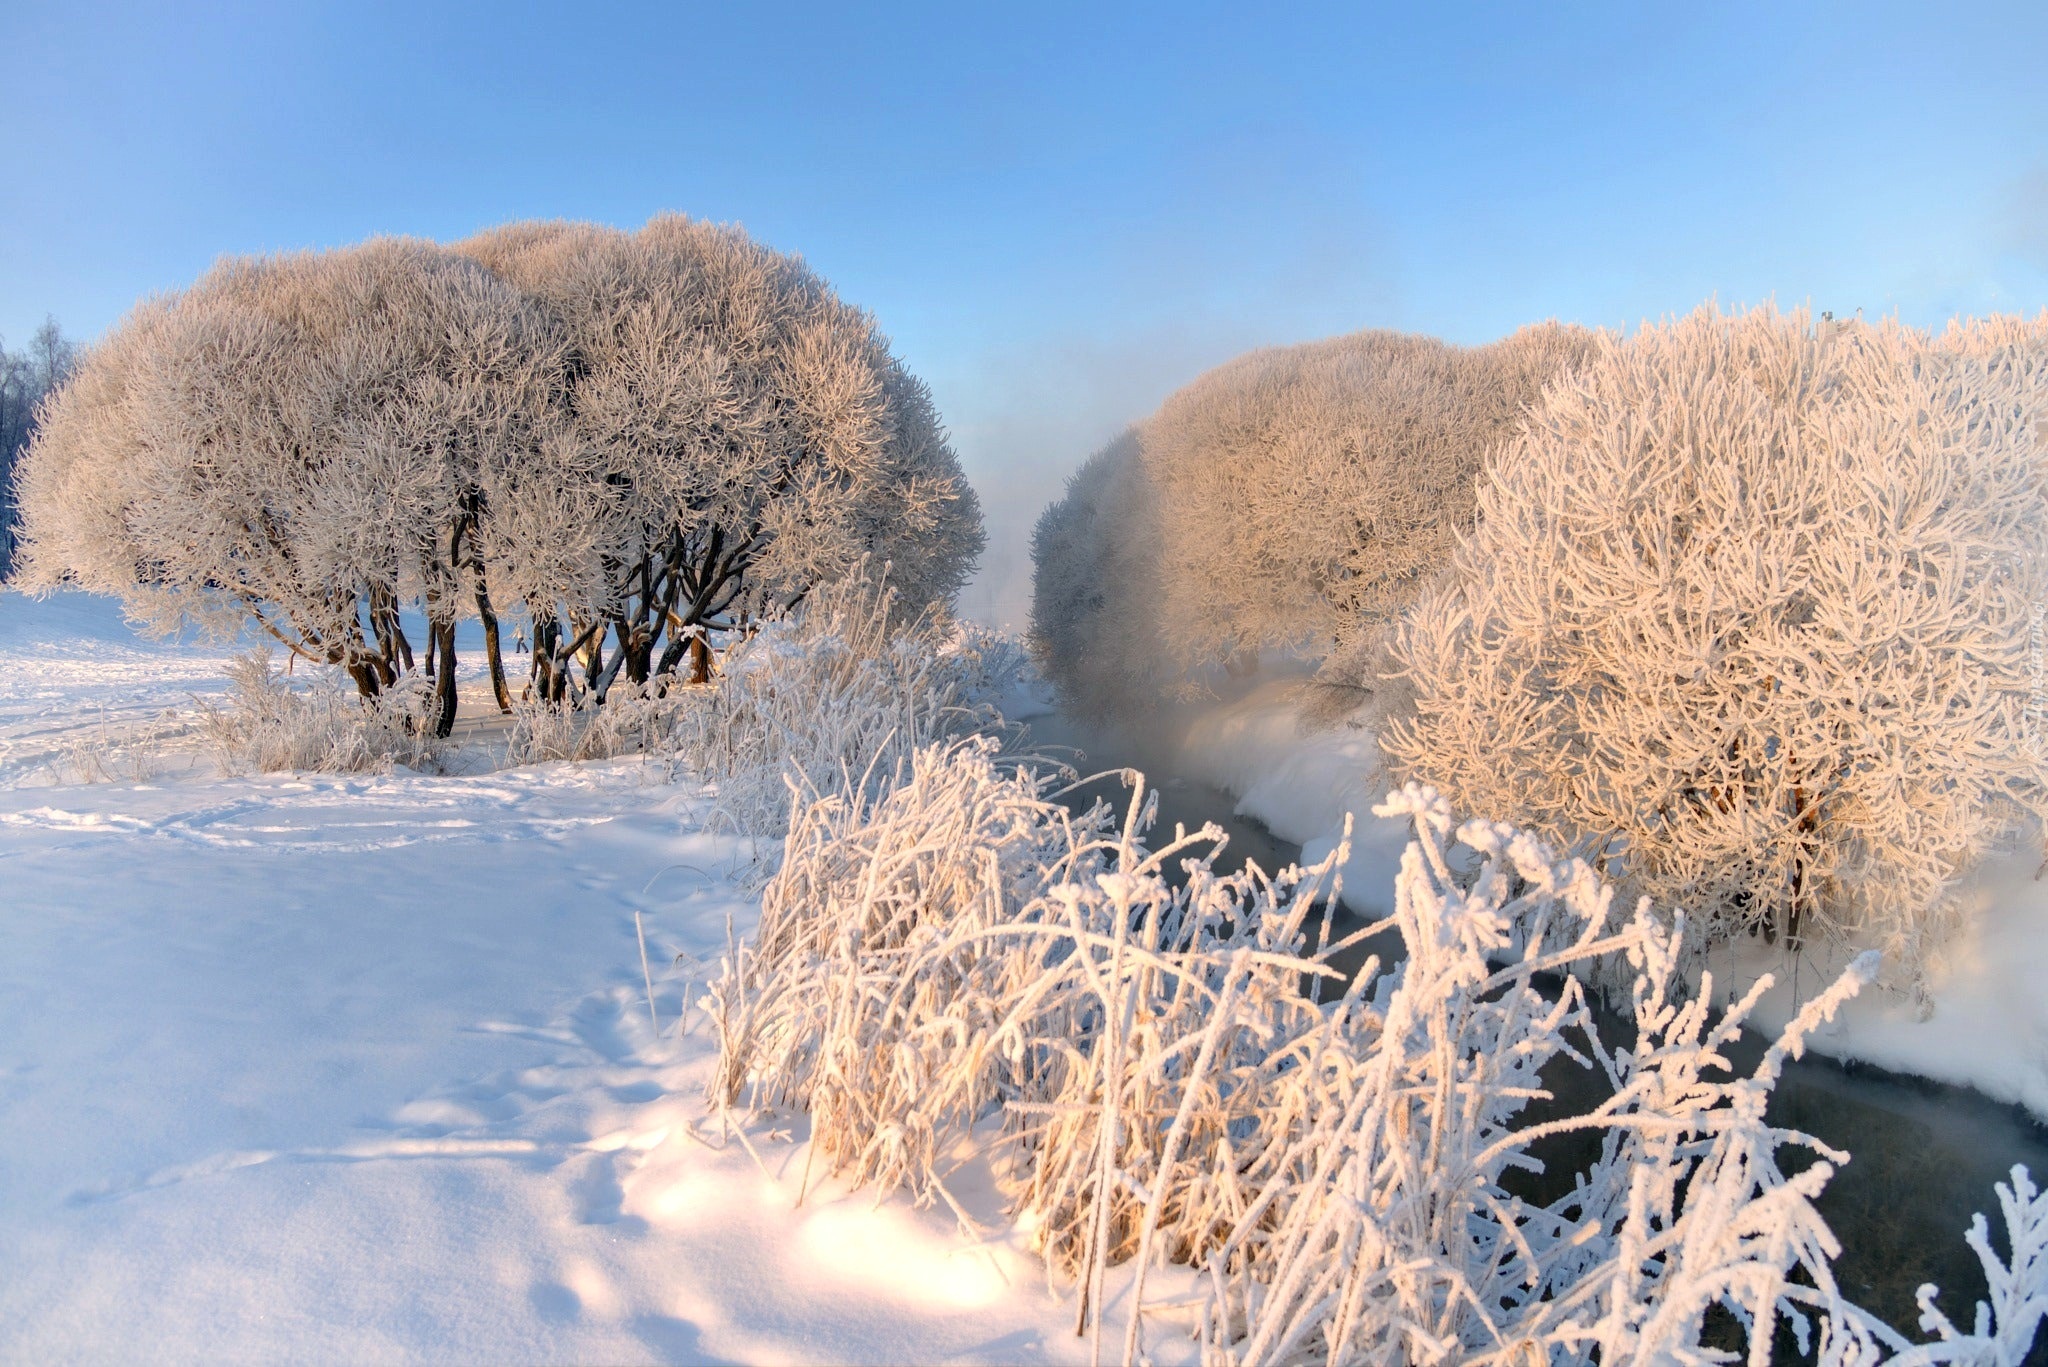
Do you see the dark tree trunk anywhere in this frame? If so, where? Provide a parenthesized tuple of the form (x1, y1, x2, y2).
(342, 606, 394, 698)
(582, 618, 607, 693)
(1785, 781, 1819, 951)
(475, 586, 511, 714)
(366, 584, 413, 679)
(622, 555, 657, 686)
(626, 622, 652, 686)
(530, 612, 561, 704)
(428, 619, 458, 738)
(539, 615, 606, 707)
(688, 631, 713, 685)
(655, 628, 692, 679)
(590, 617, 635, 703)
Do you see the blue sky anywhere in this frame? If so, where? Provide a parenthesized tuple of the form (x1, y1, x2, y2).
(6, 1, 2045, 621)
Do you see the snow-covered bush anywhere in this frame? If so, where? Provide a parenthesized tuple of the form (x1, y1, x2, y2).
(713, 760, 2048, 1364)
(669, 569, 1021, 844)
(197, 649, 447, 775)
(55, 709, 186, 785)
(502, 679, 687, 766)
(708, 735, 1122, 1212)
(1144, 322, 1598, 671)
(1027, 324, 1596, 720)
(1385, 305, 2048, 976)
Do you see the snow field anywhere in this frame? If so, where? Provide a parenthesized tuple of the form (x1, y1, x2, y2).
(0, 593, 1170, 1364)
(12, 590, 2048, 1364)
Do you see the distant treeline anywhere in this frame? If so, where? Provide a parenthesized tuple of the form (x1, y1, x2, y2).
(0, 318, 77, 575)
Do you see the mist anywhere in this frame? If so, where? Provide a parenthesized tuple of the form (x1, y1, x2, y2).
(939, 325, 1247, 630)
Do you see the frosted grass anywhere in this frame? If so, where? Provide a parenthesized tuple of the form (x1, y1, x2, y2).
(712, 741, 2048, 1365)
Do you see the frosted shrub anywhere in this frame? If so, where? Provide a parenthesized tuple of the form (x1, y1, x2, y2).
(500, 694, 586, 765)
(500, 567, 1018, 794)
(198, 650, 447, 774)
(1027, 430, 1169, 723)
(708, 736, 1122, 1215)
(1144, 322, 1599, 674)
(503, 680, 686, 765)
(711, 753, 2048, 1365)
(1386, 305, 2048, 975)
(670, 570, 1020, 844)
(1027, 324, 1597, 720)
(55, 710, 185, 785)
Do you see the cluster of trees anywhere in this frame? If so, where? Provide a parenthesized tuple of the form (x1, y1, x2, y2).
(1030, 323, 1596, 719)
(0, 318, 77, 574)
(13, 218, 982, 735)
(1031, 304, 2048, 977)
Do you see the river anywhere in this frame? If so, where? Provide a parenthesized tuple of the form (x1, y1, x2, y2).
(1023, 708, 2048, 1352)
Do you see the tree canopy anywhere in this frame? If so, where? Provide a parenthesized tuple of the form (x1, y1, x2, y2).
(13, 218, 983, 734)
(1028, 323, 1594, 718)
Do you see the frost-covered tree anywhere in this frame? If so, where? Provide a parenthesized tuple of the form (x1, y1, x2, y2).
(16, 217, 982, 735)
(1028, 323, 1594, 719)
(13, 240, 571, 734)
(1026, 429, 1166, 721)
(1142, 321, 1599, 670)
(453, 215, 982, 698)
(1385, 304, 2048, 976)
(0, 317, 77, 575)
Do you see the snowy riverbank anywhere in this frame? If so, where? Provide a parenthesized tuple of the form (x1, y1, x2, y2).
(1174, 676, 2048, 1123)
(0, 593, 1174, 1365)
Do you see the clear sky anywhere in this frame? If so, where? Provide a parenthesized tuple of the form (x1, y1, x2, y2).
(5, 1, 2045, 622)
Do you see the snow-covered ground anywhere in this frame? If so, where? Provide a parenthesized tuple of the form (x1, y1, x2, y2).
(17, 588, 2041, 1364)
(0, 593, 245, 789)
(0, 592, 1168, 1365)
(1177, 677, 2048, 1123)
